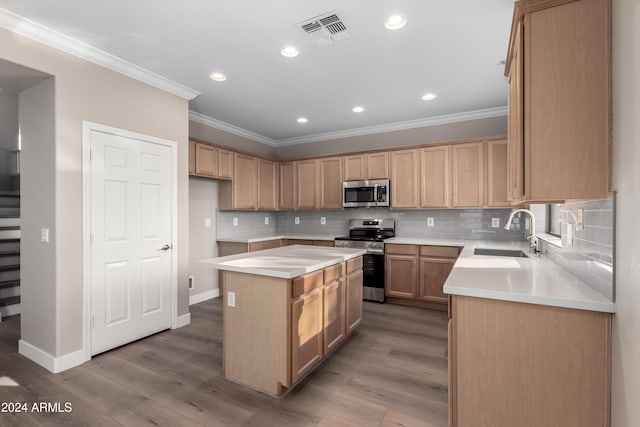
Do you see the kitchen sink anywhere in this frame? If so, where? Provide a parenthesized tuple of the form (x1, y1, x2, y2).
(473, 248, 529, 258)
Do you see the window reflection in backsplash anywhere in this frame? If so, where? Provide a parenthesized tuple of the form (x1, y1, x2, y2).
(534, 197, 615, 301)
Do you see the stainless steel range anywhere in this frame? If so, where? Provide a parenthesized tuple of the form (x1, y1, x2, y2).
(334, 219, 395, 303)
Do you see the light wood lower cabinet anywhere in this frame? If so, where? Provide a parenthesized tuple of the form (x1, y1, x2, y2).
(248, 239, 282, 252)
(449, 295, 611, 427)
(386, 244, 459, 307)
(223, 257, 363, 397)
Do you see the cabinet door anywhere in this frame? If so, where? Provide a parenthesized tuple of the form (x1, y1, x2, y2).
(195, 143, 217, 177)
(345, 269, 363, 334)
(291, 288, 323, 383)
(452, 142, 484, 207)
(323, 279, 346, 354)
(257, 158, 278, 210)
(248, 239, 282, 252)
(279, 162, 295, 210)
(343, 155, 366, 181)
(217, 148, 233, 180)
(319, 157, 343, 209)
(366, 152, 389, 179)
(385, 254, 417, 299)
(420, 146, 450, 208)
(233, 153, 257, 210)
(390, 150, 420, 208)
(295, 159, 318, 210)
(486, 140, 510, 207)
(188, 140, 196, 175)
(508, 21, 525, 203)
(418, 257, 455, 303)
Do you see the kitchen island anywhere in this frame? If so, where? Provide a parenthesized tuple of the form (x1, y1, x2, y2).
(201, 245, 366, 397)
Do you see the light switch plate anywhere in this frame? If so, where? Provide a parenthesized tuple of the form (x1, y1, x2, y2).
(295, 217, 300, 225)
(492, 218, 500, 228)
(320, 217, 326, 225)
(40, 228, 49, 243)
(205, 218, 211, 228)
(227, 291, 236, 307)
(427, 218, 434, 227)
(233, 217, 238, 226)
(264, 216, 269, 225)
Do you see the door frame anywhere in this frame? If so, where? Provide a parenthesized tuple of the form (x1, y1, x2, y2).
(81, 121, 179, 361)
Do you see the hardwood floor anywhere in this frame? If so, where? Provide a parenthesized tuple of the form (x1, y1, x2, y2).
(0, 299, 448, 426)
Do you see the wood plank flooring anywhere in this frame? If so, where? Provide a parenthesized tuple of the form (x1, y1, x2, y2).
(0, 299, 448, 426)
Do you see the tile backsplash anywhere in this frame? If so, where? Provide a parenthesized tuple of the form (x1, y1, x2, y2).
(218, 208, 527, 241)
(536, 197, 615, 301)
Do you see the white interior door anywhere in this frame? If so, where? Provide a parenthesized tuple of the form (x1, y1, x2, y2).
(89, 129, 173, 355)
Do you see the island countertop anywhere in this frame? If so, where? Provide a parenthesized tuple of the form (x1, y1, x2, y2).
(200, 245, 367, 279)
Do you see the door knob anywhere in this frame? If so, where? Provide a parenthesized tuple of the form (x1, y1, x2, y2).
(159, 244, 171, 251)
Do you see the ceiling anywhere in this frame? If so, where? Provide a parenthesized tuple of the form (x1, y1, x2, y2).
(0, 1, 514, 145)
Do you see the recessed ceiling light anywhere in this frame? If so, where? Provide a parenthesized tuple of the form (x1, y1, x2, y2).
(297, 117, 308, 124)
(385, 14, 407, 30)
(281, 46, 299, 58)
(422, 93, 438, 101)
(209, 72, 226, 81)
(352, 106, 365, 113)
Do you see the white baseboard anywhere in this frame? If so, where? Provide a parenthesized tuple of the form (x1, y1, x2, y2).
(18, 340, 88, 373)
(175, 313, 191, 328)
(189, 288, 220, 306)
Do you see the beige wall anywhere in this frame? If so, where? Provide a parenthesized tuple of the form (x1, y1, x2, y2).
(611, 0, 640, 424)
(19, 77, 56, 355)
(0, 91, 18, 150)
(188, 177, 219, 299)
(1, 27, 189, 358)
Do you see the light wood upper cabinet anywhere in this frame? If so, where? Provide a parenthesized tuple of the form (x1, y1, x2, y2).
(420, 146, 451, 208)
(217, 148, 233, 180)
(194, 142, 218, 177)
(365, 152, 389, 179)
(319, 157, 343, 209)
(508, 20, 525, 203)
(279, 162, 295, 211)
(486, 139, 510, 207)
(390, 149, 420, 209)
(295, 159, 319, 210)
(506, 0, 611, 203)
(452, 142, 484, 207)
(343, 155, 366, 181)
(257, 158, 278, 211)
(189, 140, 196, 175)
(231, 153, 258, 210)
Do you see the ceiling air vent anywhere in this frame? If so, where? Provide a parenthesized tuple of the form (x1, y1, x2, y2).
(297, 11, 351, 47)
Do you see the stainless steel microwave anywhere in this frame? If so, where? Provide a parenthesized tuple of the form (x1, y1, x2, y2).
(343, 179, 390, 208)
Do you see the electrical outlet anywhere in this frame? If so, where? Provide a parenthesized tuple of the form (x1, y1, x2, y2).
(205, 218, 211, 228)
(264, 216, 269, 225)
(227, 291, 236, 307)
(491, 218, 500, 228)
(320, 217, 326, 225)
(233, 217, 238, 226)
(427, 218, 434, 227)
(294, 217, 300, 225)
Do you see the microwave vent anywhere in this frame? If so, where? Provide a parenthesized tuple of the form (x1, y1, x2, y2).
(297, 11, 351, 47)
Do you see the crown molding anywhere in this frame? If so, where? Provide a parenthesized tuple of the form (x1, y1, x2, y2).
(189, 107, 508, 147)
(0, 7, 200, 100)
(188, 111, 277, 146)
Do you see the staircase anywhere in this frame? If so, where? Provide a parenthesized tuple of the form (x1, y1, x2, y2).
(0, 192, 20, 322)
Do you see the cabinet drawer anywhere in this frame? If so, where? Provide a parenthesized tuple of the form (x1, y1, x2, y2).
(385, 244, 418, 255)
(292, 270, 323, 298)
(346, 256, 363, 273)
(323, 263, 345, 284)
(419, 246, 460, 259)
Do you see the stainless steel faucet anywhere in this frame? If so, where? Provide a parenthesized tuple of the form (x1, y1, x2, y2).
(504, 209, 539, 255)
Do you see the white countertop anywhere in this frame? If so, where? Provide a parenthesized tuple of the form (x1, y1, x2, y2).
(217, 234, 337, 243)
(435, 240, 616, 313)
(200, 245, 366, 279)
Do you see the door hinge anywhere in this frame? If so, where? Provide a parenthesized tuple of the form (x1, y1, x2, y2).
(91, 316, 95, 328)
(89, 149, 93, 161)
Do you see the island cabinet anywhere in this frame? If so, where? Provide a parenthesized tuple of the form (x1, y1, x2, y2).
(448, 295, 611, 427)
(386, 243, 460, 308)
(506, 0, 611, 203)
(222, 256, 364, 397)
